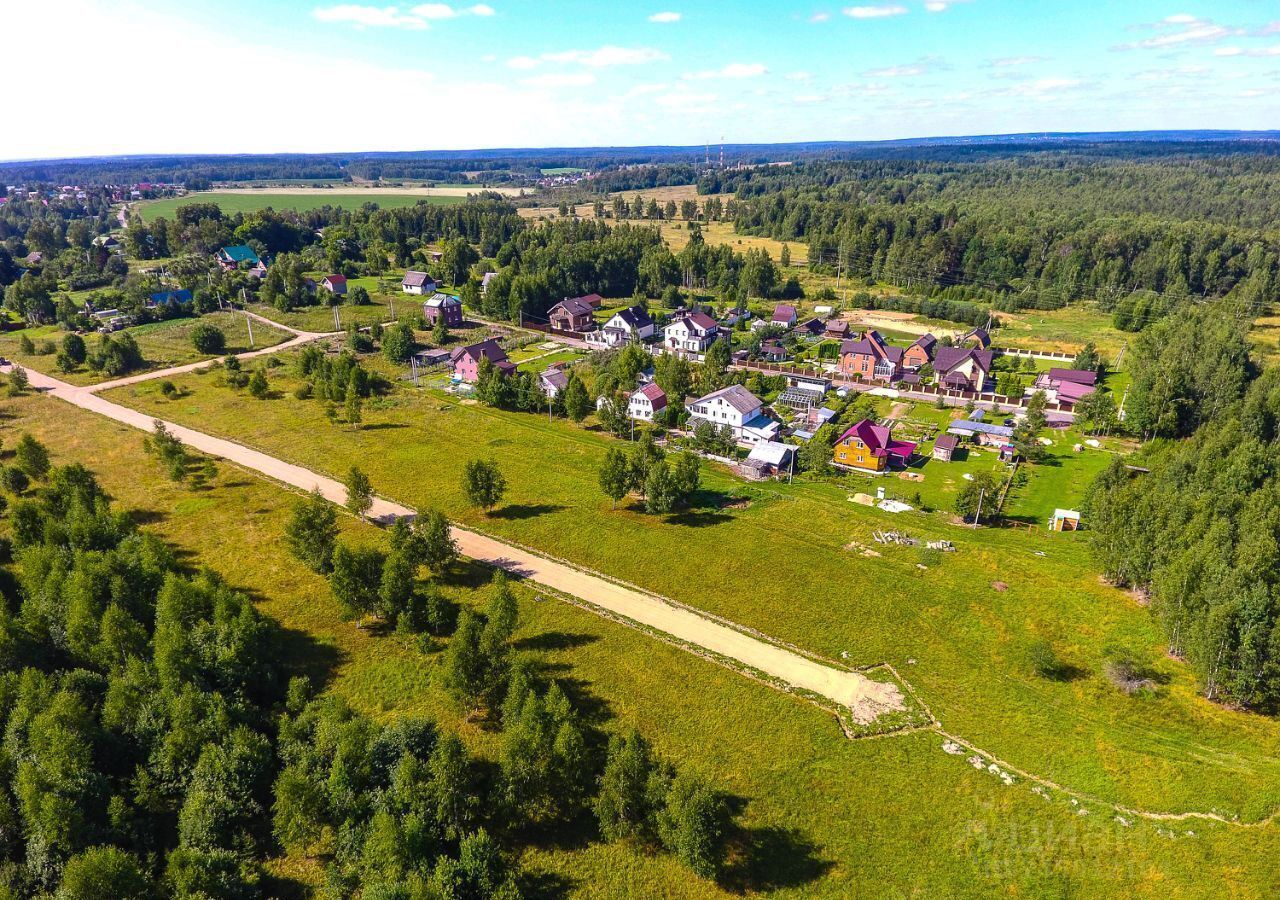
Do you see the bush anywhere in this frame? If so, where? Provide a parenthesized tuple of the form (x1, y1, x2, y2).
(159, 380, 180, 399)
(191, 322, 227, 354)
(1027, 639, 1067, 680)
(1102, 645, 1158, 695)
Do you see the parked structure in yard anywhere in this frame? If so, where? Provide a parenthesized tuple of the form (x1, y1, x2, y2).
(628, 383, 667, 422)
(833, 419, 917, 472)
(1033, 368, 1097, 403)
(933, 347, 993, 391)
(217, 244, 260, 270)
(838, 330, 904, 382)
(740, 441, 795, 480)
(902, 333, 936, 369)
(772, 304, 798, 328)
(548, 296, 596, 332)
(539, 364, 570, 398)
(451, 339, 514, 382)
(663, 311, 720, 359)
(321, 274, 347, 296)
(402, 271, 439, 295)
(590, 305, 655, 347)
(686, 384, 778, 444)
(932, 433, 959, 461)
(423, 293, 464, 327)
(1050, 508, 1081, 531)
(947, 417, 1013, 446)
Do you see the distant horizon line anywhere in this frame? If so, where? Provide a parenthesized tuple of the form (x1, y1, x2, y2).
(4, 128, 1280, 167)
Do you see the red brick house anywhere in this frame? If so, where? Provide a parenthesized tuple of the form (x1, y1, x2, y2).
(838, 330, 904, 382)
(548, 297, 596, 332)
(902, 333, 936, 369)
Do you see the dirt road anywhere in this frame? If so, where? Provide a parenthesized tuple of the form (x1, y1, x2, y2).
(13, 366, 905, 727)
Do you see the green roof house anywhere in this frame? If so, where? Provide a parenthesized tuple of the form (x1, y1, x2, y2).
(217, 244, 261, 270)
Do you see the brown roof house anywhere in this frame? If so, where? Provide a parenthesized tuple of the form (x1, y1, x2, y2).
(451, 339, 515, 383)
(902, 333, 937, 369)
(932, 433, 959, 461)
(402, 271, 439, 295)
(772, 304, 798, 328)
(838, 330, 903, 382)
(933, 347, 993, 391)
(548, 297, 596, 332)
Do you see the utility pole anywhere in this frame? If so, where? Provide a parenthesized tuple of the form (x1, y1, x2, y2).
(244, 311, 255, 349)
(973, 487, 985, 529)
(333, 305, 341, 331)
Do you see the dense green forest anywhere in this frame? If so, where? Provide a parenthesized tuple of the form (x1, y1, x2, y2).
(706, 153, 1280, 328)
(1084, 301, 1280, 708)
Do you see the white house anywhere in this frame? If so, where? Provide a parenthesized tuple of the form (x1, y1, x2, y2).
(539, 365, 570, 399)
(628, 383, 668, 421)
(663, 311, 719, 358)
(591, 305, 656, 348)
(402, 271, 439, 295)
(686, 384, 780, 444)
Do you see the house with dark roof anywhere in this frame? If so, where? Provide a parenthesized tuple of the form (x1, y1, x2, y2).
(1032, 368, 1097, 403)
(451, 339, 515, 383)
(772, 304, 798, 328)
(759, 339, 788, 362)
(548, 297, 596, 332)
(838, 330, 904, 382)
(423, 293, 464, 327)
(961, 327, 991, 350)
(932, 433, 960, 462)
(824, 319, 850, 339)
(933, 347, 993, 391)
(902, 333, 937, 369)
(321, 274, 347, 296)
(686, 384, 778, 444)
(628, 382, 667, 421)
(402, 271, 439, 295)
(591, 305, 655, 347)
(796, 318, 826, 338)
(833, 419, 917, 472)
(663, 311, 720, 358)
(539, 364, 571, 398)
(216, 245, 260, 270)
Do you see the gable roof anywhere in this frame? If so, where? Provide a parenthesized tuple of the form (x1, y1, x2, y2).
(1047, 368, 1097, 386)
(772, 304, 797, 322)
(948, 419, 1014, 437)
(219, 244, 259, 264)
(403, 270, 436, 287)
(454, 338, 509, 365)
(634, 382, 668, 407)
(934, 346, 993, 374)
(963, 327, 991, 347)
(573, 293, 604, 308)
(1056, 380, 1096, 402)
(684, 311, 717, 331)
(149, 289, 192, 305)
(840, 330, 903, 364)
(910, 333, 937, 353)
(797, 318, 826, 335)
(612, 305, 654, 330)
(747, 441, 794, 467)
(323, 274, 346, 285)
(540, 367, 570, 391)
(692, 384, 761, 415)
(824, 319, 850, 335)
(551, 297, 595, 319)
(837, 418, 917, 459)
(933, 434, 959, 452)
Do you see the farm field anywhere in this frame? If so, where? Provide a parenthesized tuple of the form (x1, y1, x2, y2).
(137, 191, 469, 221)
(104, 353, 1280, 824)
(9, 392, 1278, 895)
(0, 310, 292, 386)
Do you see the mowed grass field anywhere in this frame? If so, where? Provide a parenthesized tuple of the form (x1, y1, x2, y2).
(137, 191, 467, 221)
(10, 392, 1280, 896)
(0, 311, 292, 386)
(103, 351, 1280, 825)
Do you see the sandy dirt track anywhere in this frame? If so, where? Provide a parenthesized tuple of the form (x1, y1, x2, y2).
(14, 364, 904, 726)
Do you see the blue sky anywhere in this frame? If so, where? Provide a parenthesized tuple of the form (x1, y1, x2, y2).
(5, 0, 1279, 158)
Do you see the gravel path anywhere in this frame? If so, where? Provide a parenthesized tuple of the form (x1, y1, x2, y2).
(14, 365, 905, 726)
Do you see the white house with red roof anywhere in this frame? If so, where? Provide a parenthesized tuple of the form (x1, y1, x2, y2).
(628, 383, 668, 421)
(772, 304, 798, 328)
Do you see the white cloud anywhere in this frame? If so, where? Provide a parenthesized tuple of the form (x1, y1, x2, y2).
(314, 5, 428, 28)
(1215, 45, 1280, 58)
(1114, 15, 1242, 51)
(989, 55, 1044, 67)
(542, 45, 669, 67)
(786, 71, 813, 81)
(507, 55, 539, 69)
(810, 12, 831, 22)
(1000, 77, 1082, 97)
(1240, 88, 1268, 98)
(924, 0, 968, 11)
(648, 11, 681, 23)
(863, 63, 925, 77)
(313, 2, 494, 28)
(843, 5, 907, 19)
(521, 72, 597, 88)
(684, 62, 769, 80)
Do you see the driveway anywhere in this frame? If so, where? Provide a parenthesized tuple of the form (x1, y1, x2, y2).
(13, 366, 905, 727)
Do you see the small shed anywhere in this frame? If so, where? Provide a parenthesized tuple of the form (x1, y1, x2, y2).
(1050, 509, 1081, 532)
(739, 441, 795, 481)
(932, 434, 959, 461)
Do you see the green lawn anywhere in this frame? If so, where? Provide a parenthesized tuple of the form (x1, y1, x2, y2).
(10, 391, 1280, 897)
(102, 352, 1280, 825)
(0, 311, 292, 385)
(137, 192, 466, 222)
